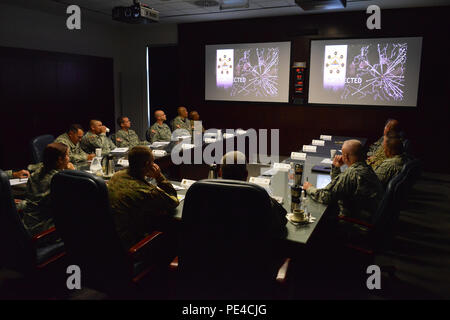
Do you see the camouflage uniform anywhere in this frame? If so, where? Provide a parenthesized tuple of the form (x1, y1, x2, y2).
(80, 131, 116, 156)
(107, 170, 179, 250)
(148, 122, 172, 143)
(172, 116, 192, 134)
(306, 162, 384, 224)
(367, 136, 383, 157)
(5, 170, 13, 178)
(18, 167, 60, 237)
(115, 129, 142, 148)
(375, 153, 408, 188)
(367, 137, 405, 169)
(55, 132, 89, 163)
(190, 120, 205, 133)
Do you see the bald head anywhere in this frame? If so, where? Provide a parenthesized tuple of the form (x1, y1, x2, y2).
(154, 110, 166, 122)
(220, 151, 247, 181)
(177, 106, 188, 118)
(89, 120, 102, 134)
(342, 139, 364, 165)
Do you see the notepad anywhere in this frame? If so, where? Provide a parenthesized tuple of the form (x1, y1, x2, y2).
(9, 178, 28, 186)
(171, 183, 185, 191)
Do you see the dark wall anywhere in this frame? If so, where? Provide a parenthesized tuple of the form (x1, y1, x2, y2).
(0, 47, 114, 170)
(177, 6, 450, 173)
(148, 45, 179, 123)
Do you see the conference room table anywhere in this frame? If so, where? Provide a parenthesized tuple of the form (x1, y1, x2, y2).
(10, 133, 367, 250)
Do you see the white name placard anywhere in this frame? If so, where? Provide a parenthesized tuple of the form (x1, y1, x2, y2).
(312, 139, 325, 146)
(204, 138, 217, 144)
(273, 163, 291, 171)
(181, 143, 195, 150)
(180, 179, 196, 189)
(302, 145, 317, 153)
(249, 177, 271, 187)
(320, 135, 332, 141)
(291, 152, 306, 161)
(117, 158, 129, 167)
(152, 150, 167, 157)
(223, 133, 234, 139)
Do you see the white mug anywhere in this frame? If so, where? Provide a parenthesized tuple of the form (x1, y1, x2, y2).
(330, 149, 337, 160)
(95, 148, 102, 157)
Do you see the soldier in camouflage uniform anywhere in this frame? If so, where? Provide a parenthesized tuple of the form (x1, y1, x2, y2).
(55, 124, 95, 163)
(80, 120, 116, 156)
(107, 146, 179, 251)
(303, 140, 384, 224)
(18, 143, 74, 237)
(147, 110, 172, 143)
(172, 106, 192, 135)
(367, 119, 403, 169)
(189, 110, 205, 133)
(375, 135, 408, 189)
(115, 116, 145, 148)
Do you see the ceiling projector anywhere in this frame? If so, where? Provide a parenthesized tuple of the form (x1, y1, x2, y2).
(112, 1, 159, 24)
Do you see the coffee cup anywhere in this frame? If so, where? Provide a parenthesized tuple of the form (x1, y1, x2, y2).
(95, 148, 102, 157)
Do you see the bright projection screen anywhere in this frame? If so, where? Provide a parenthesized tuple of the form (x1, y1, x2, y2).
(308, 37, 423, 107)
(205, 42, 291, 103)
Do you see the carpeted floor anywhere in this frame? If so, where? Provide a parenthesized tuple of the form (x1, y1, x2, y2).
(371, 172, 450, 299)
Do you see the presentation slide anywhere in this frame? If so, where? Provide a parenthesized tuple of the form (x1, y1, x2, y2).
(308, 37, 423, 107)
(205, 42, 291, 103)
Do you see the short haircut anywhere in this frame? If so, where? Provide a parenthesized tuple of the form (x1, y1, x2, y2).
(117, 116, 126, 126)
(68, 124, 83, 134)
(128, 146, 153, 178)
(385, 136, 404, 156)
(344, 139, 364, 161)
(220, 151, 247, 181)
(42, 142, 68, 175)
(89, 120, 100, 128)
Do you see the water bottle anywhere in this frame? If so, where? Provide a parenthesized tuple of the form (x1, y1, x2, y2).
(288, 162, 295, 186)
(90, 156, 103, 176)
(208, 164, 217, 179)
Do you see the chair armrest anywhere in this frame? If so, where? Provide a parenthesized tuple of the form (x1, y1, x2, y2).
(128, 231, 162, 256)
(169, 256, 178, 271)
(337, 215, 374, 229)
(32, 226, 57, 243)
(276, 258, 291, 284)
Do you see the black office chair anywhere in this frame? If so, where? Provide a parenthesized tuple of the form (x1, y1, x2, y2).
(50, 170, 168, 296)
(403, 139, 412, 155)
(178, 179, 289, 300)
(30, 134, 55, 163)
(0, 170, 65, 273)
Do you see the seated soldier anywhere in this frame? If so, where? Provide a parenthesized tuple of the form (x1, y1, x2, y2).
(147, 110, 172, 144)
(115, 116, 145, 148)
(218, 151, 287, 240)
(80, 119, 116, 156)
(18, 143, 75, 237)
(303, 139, 384, 225)
(189, 110, 205, 133)
(375, 134, 408, 189)
(55, 124, 95, 163)
(367, 119, 403, 169)
(172, 106, 191, 135)
(107, 146, 179, 258)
